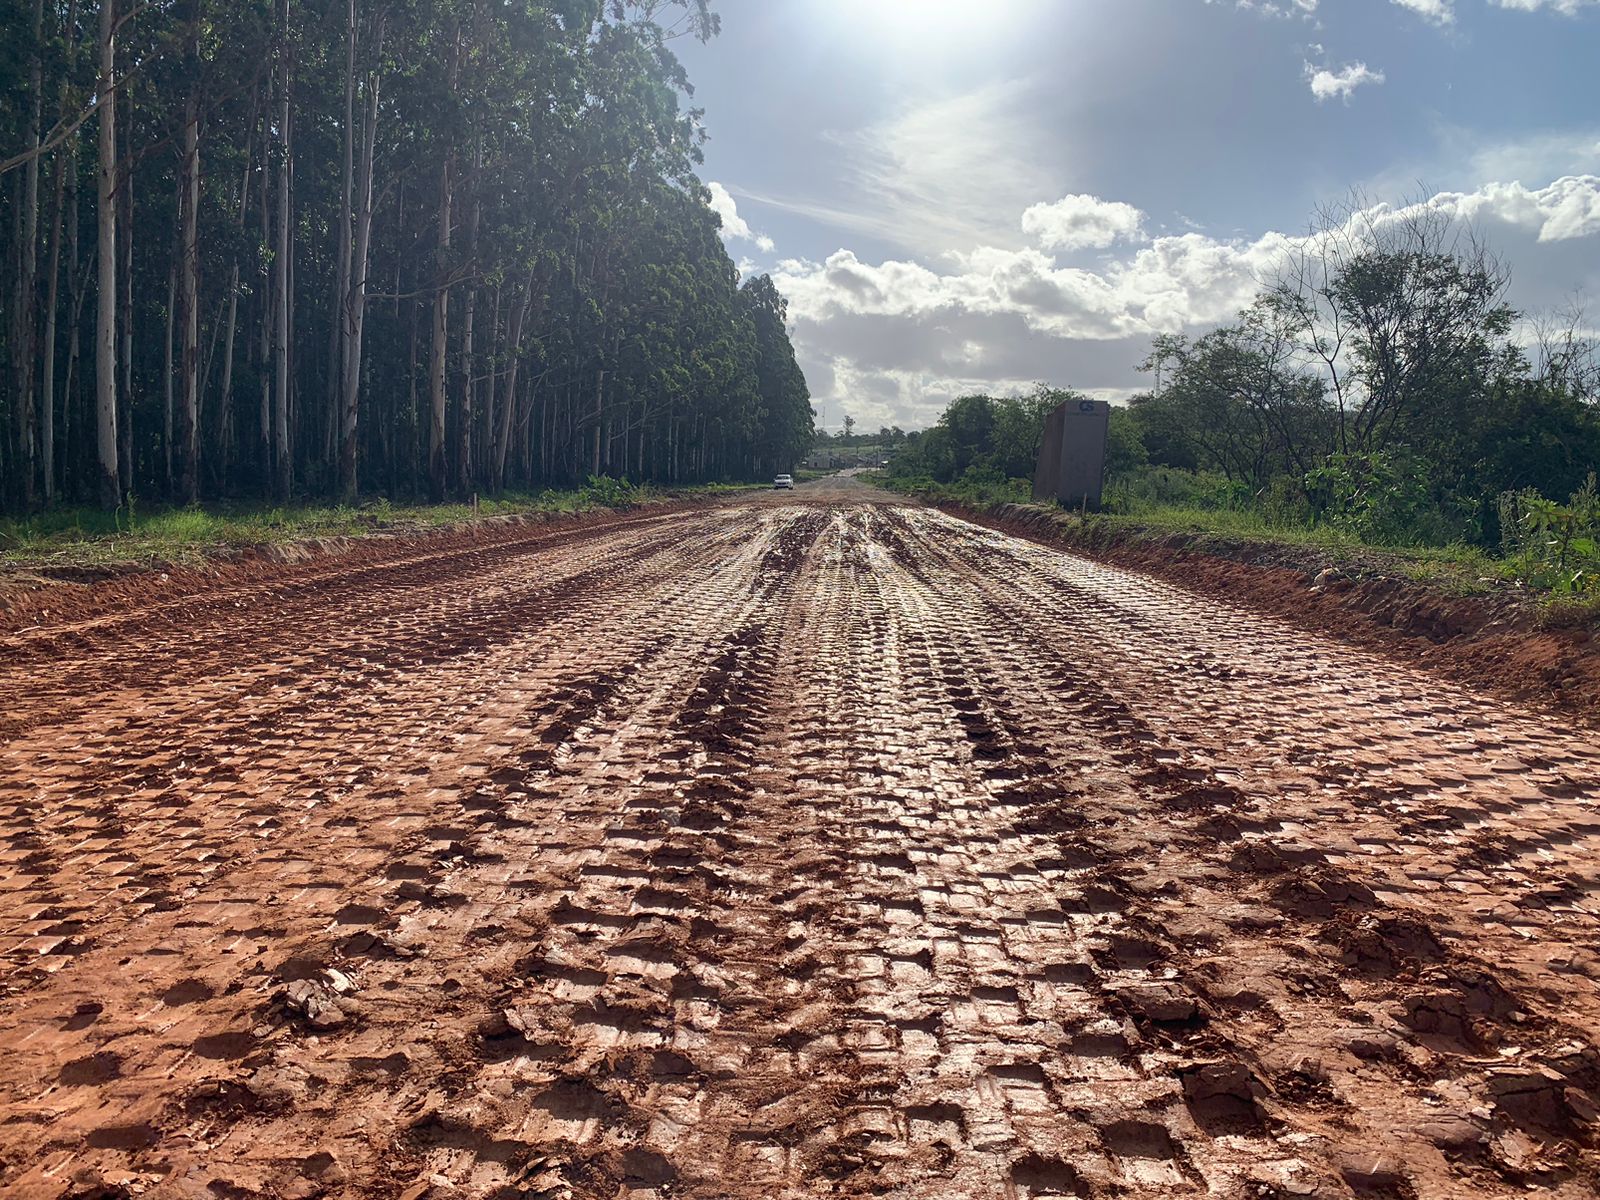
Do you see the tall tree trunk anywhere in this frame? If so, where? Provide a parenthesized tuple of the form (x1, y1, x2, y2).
(10, 0, 45, 507)
(94, 0, 120, 509)
(217, 87, 256, 493)
(257, 128, 272, 481)
(40, 0, 79, 506)
(64, 158, 83, 495)
(492, 271, 536, 494)
(590, 369, 604, 478)
(177, 30, 201, 503)
(329, 0, 354, 475)
(116, 81, 133, 497)
(163, 262, 175, 491)
(272, 0, 293, 501)
(41, 144, 66, 505)
(425, 169, 453, 500)
(339, 16, 382, 501)
(406, 292, 419, 493)
(426, 25, 460, 502)
(456, 135, 480, 495)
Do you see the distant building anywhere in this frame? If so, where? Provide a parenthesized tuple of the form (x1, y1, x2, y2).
(805, 450, 836, 471)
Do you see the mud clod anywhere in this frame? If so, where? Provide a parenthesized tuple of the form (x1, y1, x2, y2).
(2, 486, 1599, 1197)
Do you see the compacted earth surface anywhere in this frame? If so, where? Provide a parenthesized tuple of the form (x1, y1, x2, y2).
(3, 476, 1600, 1199)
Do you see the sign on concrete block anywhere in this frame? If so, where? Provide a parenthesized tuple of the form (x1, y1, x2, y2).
(1033, 398, 1110, 508)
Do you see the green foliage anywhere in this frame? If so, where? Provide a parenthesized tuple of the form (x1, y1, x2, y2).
(1499, 476, 1600, 594)
(578, 475, 637, 509)
(1104, 467, 1254, 516)
(1106, 407, 1148, 477)
(1132, 309, 1331, 489)
(1303, 450, 1469, 546)
(888, 385, 1088, 487)
(1092, 199, 1600, 580)
(874, 471, 1032, 508)
(0, 482, 745, 569)
(0, 1, 809, 512)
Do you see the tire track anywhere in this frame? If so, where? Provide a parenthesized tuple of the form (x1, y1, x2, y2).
(2, 488, 1598, 1199)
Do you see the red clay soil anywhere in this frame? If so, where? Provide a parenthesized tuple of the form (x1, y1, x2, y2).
(0, 501, 711, 640)
(3, 480, 1599, 1199)
(949, 501, 1600, 727)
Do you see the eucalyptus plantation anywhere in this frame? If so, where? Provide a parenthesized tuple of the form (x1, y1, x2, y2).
(0, 0, 812, 512)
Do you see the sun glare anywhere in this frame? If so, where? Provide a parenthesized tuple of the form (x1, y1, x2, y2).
(827, 0, 1028, 53)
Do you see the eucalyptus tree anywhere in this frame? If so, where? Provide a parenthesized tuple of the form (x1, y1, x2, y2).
(0, 0, 811, 513)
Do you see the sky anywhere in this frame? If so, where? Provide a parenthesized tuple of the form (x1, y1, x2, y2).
(673, 0, 1600, 433)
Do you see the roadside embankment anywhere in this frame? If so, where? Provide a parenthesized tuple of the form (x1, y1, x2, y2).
(940, 499, 1600, 723)
(0, 490, 748, 638)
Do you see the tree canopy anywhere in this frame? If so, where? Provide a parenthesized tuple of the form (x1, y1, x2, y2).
(0, 0, 812, 512)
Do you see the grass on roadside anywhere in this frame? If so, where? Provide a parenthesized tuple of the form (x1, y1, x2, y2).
(866, 470, 1507, 595)
(0, 480, 760, 571)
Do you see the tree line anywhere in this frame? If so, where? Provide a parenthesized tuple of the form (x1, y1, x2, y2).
(886, 386, 1090, 489)
(1125, 198, 1599, 546)
(890, 197, 1600, 552)
(0, 0, 813, 515)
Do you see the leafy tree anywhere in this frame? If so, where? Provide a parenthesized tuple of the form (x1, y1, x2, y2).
(888, 384, 1093, 486)
(1132, 309, 1329, 489)
(0, 0, 809, 512)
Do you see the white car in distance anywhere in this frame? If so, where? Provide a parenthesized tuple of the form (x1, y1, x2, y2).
(773, 474, 795, 490)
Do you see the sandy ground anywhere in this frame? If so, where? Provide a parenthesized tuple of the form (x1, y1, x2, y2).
(2, 477, 1599, 1199)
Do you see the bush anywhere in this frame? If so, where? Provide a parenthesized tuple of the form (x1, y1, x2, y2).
(875, 471, 1031, 507)
(1499, 475, 1600, 593)
(578, 475, 637, 509)
(1304, 450, 1474, 547)
(1103, 467, 1253, 515)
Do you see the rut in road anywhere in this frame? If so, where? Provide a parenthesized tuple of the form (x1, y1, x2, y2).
(1, 493, 1599, 1199)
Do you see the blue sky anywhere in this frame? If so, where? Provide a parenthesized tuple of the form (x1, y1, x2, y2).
(675, 0, 1600, 431)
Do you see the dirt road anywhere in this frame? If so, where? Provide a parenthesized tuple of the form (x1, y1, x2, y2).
(4, 479, 1599, 1199)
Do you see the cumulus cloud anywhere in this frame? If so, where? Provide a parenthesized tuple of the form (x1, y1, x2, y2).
(1400, 175, 1600, 242)
(777, 177, 1600, 429)
(1391, 0, 1454, 24)
(706, 182, 774, 254)
(1021, 195, 1148, 252)
(1216, 0, 1595, 21)
(1306, 62, 1386, 102)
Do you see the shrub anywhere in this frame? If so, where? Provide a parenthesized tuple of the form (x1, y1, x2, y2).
(1499, 475, 1600, 593)
(1304, 450, 1472, 546)
(578, 475, 638, 509)
(1103, 467, 1253, 515)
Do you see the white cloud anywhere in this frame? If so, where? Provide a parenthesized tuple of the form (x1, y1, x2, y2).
(777, 177, 1600, 429)
(1492, 0, 1597, 13)
(1208, 0, 1320, 17)
(1404, 175, 1600, 242)
(1466, 130, 1600, 188)
(1306, 61, 1386, 102)
(1217, 0, 1597, 21)
(1387, 0, 1599, 20)
(1390, 0, 1455, 24)
(706, 181, 775, 254)
(1022, 195, 1148, 252)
